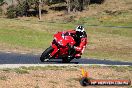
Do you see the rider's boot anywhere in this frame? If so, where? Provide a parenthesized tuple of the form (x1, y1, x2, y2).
(75, 54, 81, 59)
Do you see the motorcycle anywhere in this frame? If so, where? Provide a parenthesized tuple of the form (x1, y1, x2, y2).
(40, 31, 78, 63)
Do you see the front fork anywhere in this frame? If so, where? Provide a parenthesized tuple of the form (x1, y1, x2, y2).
(50, 44, 58, 57)
(68, 44, 71, 57)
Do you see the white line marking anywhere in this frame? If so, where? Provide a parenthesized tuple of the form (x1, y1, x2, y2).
(5, 51, 12, 54)
(20, 53, 28, 55)
(0, 64, 131, 68)
(34, 54, 39, 56)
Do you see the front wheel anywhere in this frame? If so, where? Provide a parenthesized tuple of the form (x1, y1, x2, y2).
(40, 46, 53, 62)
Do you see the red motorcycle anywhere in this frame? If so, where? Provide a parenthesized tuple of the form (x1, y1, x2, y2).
(40, 31, 78, 63)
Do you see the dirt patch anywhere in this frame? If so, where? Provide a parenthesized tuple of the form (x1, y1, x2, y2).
(0, 42, 42, 54)
(0, 66, 131, 88)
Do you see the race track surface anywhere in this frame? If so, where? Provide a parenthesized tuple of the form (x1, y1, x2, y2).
(0, 52, 132, 65)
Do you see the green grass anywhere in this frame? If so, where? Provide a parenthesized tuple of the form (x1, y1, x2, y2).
(0, 10, 132, 62)
(0, 76, 7, 81)
(1, 68, 12, 72)
(0, 27, 52, 49)
(13, 68, 29, 74)
(77, 10, 132, 27)
(1, 66, 70, 74)
(0, 18, 75, 49)
(20, 66, 65, 71)
(110, 66, 132, 72)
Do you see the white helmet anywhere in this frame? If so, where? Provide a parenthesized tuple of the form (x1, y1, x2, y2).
(75, 25, 85, 32)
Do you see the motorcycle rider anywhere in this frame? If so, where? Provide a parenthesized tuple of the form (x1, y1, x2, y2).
(48, 25, 87, 60)
(64, 25, 87, 59)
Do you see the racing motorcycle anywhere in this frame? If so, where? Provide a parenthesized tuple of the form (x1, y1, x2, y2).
(40, 31, 78, 63)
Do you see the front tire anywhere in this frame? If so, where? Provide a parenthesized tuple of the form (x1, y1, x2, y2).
(40, 46, 53, 62)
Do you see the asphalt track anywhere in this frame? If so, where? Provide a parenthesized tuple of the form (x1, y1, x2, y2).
(0, 52, 132, 65)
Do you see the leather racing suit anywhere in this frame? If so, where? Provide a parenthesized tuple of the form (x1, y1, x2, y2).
(63, 30, 88, 58)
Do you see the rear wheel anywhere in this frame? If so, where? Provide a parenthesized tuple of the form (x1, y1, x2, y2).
(40, 46, 53, 62)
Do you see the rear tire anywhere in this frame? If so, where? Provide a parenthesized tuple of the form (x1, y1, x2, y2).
(40, 46, 53, 62)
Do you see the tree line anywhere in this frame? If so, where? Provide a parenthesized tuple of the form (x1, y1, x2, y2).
(0, 0, 105, 19)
